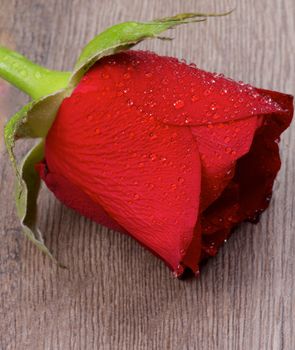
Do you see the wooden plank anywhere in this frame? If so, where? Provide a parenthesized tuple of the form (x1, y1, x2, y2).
(0, 0, 294, 349)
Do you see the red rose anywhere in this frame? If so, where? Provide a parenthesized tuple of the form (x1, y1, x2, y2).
(2, 13, 293, 277)
(34, 50, 293, 277)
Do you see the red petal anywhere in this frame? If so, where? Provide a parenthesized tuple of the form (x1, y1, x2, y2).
(36, 162, 126, 233)
(78, 51, 283, 128)
(200, 91, 293, 257)
(191, 116, 262, 210)
(45, 89, 201, 273)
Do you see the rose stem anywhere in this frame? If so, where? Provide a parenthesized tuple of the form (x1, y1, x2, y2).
(0, 46, 70, 100)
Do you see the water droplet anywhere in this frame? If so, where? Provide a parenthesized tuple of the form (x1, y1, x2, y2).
(171, 184, 177, 190)
(184, 116, 192, 124)
(102, 72, 110, 79)
(145, 72, 153, 78)
(35, 71, 42, 79)
(189, 63, 197, 68)
(224, 136, 230, 143)
(160, 156, 167, 162)
(225, 147, 231, 154)
(205, 243, 217, 256)
(173, 264, 185, 278)
(123, 72, 131, 79)
(149, 132, 157, 140)
(210, 103, 217, 111)
(204, 89, 212, 96)
(191, 94, 200, 102)
(149, 153, 157, 161)
(20, 69, 27, 77)
(127, 99, 134, 106)
(134, 193, 140, 200)
(178, 177, 184, 184)
(173, 99, 185, 109)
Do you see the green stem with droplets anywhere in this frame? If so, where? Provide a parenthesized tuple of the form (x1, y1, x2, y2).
(0, 46, 71, 100)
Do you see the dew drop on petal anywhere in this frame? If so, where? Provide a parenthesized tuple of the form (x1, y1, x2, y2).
(173, 99, 185, 109)
(220, 88, 228, 95)
(149, 132, 157, 140)
(178, 177, 184, 184)
(102, 72, 110, 79)
(184, 116, 192, 124)
(210, 103, 217, 111)
(204, 89, 212, 96)
(171, 183, 177, 190)
(149, 153, 157, 161)
(191, 94, 200, 102)
(123, 72, 131, 79)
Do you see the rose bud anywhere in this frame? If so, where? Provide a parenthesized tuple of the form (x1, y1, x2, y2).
(1, 13, 293, 277)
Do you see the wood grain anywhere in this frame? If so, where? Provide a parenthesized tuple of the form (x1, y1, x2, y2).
(0, 0, 294, 349)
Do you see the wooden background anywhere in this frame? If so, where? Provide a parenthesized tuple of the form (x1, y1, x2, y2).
(0, 0, 294, 349)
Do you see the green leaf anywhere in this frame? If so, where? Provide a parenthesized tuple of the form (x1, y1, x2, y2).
(15, 140, 63, 264)
(3, 11, 231, 262)
(72, 12, 227, 84)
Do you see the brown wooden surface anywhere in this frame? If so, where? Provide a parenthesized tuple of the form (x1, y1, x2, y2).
(0, 0, 294, 349)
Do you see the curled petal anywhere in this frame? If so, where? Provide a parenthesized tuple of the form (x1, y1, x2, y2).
(44, 87, 202, 273)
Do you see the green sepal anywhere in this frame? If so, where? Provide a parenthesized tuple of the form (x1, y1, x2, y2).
(3, 11, 231, 262)
(15, 141, 50, 253)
